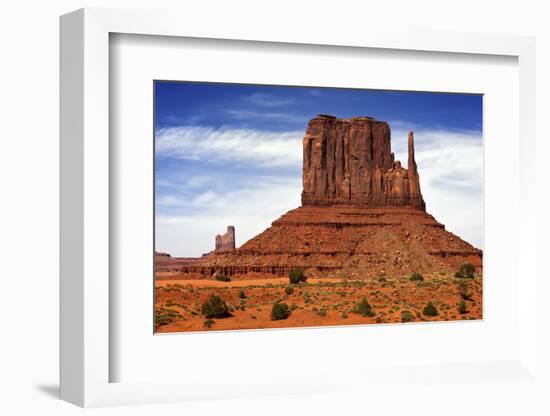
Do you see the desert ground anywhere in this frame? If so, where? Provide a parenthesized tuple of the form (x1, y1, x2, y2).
(154, 271, 482, 333)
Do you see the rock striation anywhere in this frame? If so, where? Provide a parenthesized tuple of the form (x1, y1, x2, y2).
(173, 206, 482, 278)
(302, 115, 425, 209)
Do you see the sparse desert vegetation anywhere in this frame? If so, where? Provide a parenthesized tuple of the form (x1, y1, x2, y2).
(271, 302, 291, 320)
(154, 271, 483, 332)
(215, 274, 231, 282)
(422, 302, 439, 317)
(409, 272, 424, 282)
(352, 298, 375, 317)
(458, 299, 468, 314)
(454, 263, 476, 279)
(289, 268, 308, 284)
(201, 294, 230, 318)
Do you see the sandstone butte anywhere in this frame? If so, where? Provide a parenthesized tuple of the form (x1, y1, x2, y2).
(156, 114, 482, 279)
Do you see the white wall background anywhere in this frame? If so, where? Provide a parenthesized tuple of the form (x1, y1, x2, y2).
(0, 1, 548, 415)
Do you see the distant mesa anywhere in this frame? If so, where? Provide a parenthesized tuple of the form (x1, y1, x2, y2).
(156, 115, 482, 278)
(215, 226, 236, 252)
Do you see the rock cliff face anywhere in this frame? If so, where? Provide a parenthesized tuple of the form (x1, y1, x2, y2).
(302, 115, 425, 210)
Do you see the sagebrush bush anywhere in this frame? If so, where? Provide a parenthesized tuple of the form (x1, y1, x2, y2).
(455, 263, 475, 279)
(422, 302, 438, 317)
(458, 280, 471, 300)
(215, 274, 231, 282)
(289, 268, 307, 284)
(401, 310, 414, 323)
(238, 290, 246, 299)
(285, 285, 294, 295)
(353, 298, 375, 317)
(154, 307, 181, 329)
(271, 302, 291, 320)
(201, 294, 230, 318)
(409, 272, 424, 282)
(457, 300, 468, 314)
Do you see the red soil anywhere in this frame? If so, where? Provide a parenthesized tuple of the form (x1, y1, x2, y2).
(155, 274, 482, 333)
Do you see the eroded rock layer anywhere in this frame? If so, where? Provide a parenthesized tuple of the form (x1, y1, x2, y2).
(158, 206, 482, 278)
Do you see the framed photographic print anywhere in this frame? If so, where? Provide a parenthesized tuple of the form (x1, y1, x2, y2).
(60, 7, 540, 409)
(153, 82, 484, 333)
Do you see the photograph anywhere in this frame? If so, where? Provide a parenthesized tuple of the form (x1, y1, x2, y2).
(154, 81, 483, 333)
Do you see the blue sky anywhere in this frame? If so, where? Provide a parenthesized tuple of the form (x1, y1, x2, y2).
(156, 82, 482, 132)
(155, 81, 483, 257)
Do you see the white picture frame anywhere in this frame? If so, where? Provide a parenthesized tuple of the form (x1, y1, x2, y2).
(60, 7, 539, 408)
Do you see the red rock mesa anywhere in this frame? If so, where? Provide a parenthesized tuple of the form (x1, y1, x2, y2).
(156, 115, 482, 278)
(302, 115, 425, 209)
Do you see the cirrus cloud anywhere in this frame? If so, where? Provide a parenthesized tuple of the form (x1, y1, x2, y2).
(156, 126, 303, 167)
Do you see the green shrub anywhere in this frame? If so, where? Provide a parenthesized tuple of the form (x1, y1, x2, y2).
(154, 307, 181, 329)
(201, 294, 230, 318)
(455, 263, 475, 279)
(289, 268, 307, 284)
(271, 302, 291, 320)
(401, 310, 414, 323)
(458, 280, 471, 300)
(203, 319, 215, 328)
(215, 274, 231, 282)
(284, 285, 294, 295)
(238, 290, 246, 299)
(422, 302, 438, 317)
(457, 300, 468, 314)
(353, 298, 375, 317)
(409, 272, 424, 282)
(378, 277, 387, 282)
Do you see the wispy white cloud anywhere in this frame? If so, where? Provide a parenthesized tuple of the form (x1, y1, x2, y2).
(184, 175, 217, 189)
(192, 190, 218, 205)
(156, 126, 303, 167)
(243, 92, 294, 107)
(225, 109, 306, 124)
